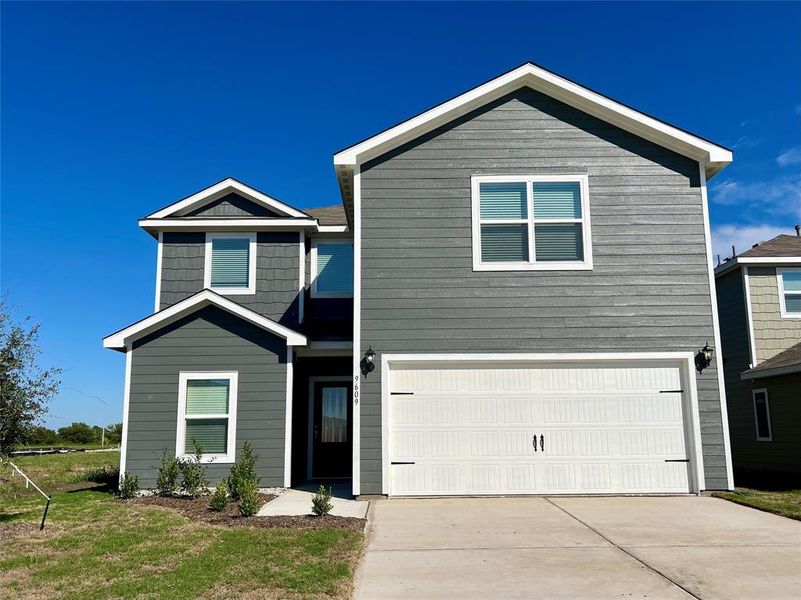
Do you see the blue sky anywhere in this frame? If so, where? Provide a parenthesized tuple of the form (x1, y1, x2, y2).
(2, 2, 799, 429)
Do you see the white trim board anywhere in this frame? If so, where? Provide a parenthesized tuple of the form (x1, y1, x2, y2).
(176, 371, 238, 463)
(118, 349, 132, 487)
(714, 256, 801, 277)
(284, 348, 294, 487)
(334, 63, 732, 176)
(699, 165, 735, 491)
(154, 231, 163, 312)
(204, 232, 257, 296)
(147, 178, 311, 220)
(351, 166, 362, 497)
(380, 352, 706, 496)
(103, 289, 308, 349)
(742, 266, 757, 367)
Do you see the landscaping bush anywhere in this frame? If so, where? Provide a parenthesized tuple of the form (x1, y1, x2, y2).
(179, 440, 209, 498)
(228, 440, 260, 501)
(156, 449, 180, 496)
(81, 465, 120, 486)
(118, 473, 139, 499)
(209, 480, 229, 511)
(311, 484, 333, 516)
(237, 479, 260, 517)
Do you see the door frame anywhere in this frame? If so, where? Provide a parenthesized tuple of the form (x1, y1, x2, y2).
(381, 352, 705, 496)
(307, 376, 352, 481)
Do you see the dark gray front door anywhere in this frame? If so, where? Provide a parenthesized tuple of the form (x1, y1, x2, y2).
(311, 382, 352, 478)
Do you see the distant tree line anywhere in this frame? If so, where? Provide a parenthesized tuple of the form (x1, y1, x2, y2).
(24, 422, 122, 447)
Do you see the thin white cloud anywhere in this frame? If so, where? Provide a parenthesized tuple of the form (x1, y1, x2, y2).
(777, 145, 801, 167)
(710, 176, 801, 220)
(712, 223, 794, 262)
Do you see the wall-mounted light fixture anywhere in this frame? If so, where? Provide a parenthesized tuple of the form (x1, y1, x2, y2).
(361, 346, 376, 377)
(695, 342, 713, 374)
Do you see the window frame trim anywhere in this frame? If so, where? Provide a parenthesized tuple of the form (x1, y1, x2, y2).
(204, 232, 257, 295)
(310, 238, 354, 299)
(751, 388, 772, 442)
(470, 174, 593, 272)
(777, 267, 801, 319)
(176, 371, 239, 463)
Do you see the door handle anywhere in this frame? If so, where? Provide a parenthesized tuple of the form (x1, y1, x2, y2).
(532, 434, 537, 452)
(540, 434, 544, 453)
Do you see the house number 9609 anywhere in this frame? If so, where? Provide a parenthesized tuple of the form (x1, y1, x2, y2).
(353, 375, 359, 405)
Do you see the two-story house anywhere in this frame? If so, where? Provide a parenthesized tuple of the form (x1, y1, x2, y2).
(715, 232, 801, 485)
(104, 63, 735, 497)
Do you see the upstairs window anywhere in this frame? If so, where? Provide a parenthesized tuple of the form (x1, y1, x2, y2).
(752, 389, 772, 441)
(177, 372, 238, 462)
(471, 175, 592, 271)
(778, 268, 801, 318)
(204, 233, 256, 294)
(311, 240, 353, 298)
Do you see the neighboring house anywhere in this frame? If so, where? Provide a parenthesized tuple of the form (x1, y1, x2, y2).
(714, 232, 801, 484)
(104, 62, 735, 497)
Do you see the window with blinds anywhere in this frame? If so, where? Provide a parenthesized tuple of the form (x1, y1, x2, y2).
(178, 373, 237, 460)
(313, 241, 353, 297)
(473, 176, 591, 270)
(778, 268, 801, 317)
(205, 233, 255, 293)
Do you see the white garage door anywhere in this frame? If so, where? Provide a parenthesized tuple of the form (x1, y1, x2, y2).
(387, 361, 692, 496)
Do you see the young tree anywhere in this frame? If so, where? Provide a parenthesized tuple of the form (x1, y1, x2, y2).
(0, 302, 61, 455)
(57, 422, 97, 444)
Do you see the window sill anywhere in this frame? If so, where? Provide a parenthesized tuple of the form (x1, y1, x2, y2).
(208, 286, 255, 296)
(179, 453, 234, 464)
(473, 261, 593, 272)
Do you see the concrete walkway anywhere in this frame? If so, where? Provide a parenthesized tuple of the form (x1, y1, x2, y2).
(257, 483, 368, 518)
(355, 496, 801, 599)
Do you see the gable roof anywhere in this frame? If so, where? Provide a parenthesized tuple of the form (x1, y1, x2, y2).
(306, 205, 348, 226)
(715, 233, 801, 276)
(742, 341, 801, 380)
(103, 289, 307, 351)
(146, 178, 312, 220)
(333, 62, 732, 178)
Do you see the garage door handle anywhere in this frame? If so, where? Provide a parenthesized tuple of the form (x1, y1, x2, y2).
(664, 459, 689, 463)
(532, 434, 537, 452)
(540, 434, 544, 453)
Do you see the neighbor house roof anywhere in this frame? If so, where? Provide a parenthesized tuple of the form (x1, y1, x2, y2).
(742, 341, 801, 380)
(305, 205, 348, 226)
(715, 233, 801, 276)
(103, 289, 308, 351)
(333, 62, 734, 221)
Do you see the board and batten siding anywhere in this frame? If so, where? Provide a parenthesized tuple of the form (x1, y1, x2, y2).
(358, 87, 730, 493)
(159, 231, 301, 325)
(126, 306, 288, 487)
(748, 267, 801, 362)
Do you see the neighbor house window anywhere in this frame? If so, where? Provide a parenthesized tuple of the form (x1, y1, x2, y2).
(177, 372, 238, 462)
(471, 175, 592, 271)
(777, 268, 801, 318)
(752, 389, 772, 441)
(311, 240, 353, 298)
(204, 233, 256, 294)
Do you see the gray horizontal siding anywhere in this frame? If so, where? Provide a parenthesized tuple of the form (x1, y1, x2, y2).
(159, 231, 300, 326)
(358, 87, 730, 494)
(125, 306, 288, 488)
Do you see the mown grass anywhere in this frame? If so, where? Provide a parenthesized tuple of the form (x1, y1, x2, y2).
(712, 487, 801, 521)
(1, 452, 363, 599)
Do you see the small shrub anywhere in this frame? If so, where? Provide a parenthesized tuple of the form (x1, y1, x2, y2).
(118, 473, 139, 499)
(179, 440, 209, 498)
(237, 479, 260, 517)
(209, 480, 229, 511)
(311, 484, 333, 516)
(156, 449, 180, 496)
(228, 440, 260, 501)
(79, 465, 119, 486)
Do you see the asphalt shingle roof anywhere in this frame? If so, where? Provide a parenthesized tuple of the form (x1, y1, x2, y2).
(738, 234, 801, 258)
(306, 205, 348, 226)
(743, 341, 801, 377)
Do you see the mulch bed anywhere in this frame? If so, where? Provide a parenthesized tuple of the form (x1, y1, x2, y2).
(130, 494, 365, 531)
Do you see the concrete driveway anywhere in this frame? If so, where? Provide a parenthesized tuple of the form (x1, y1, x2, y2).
(354, 496, 801, 599)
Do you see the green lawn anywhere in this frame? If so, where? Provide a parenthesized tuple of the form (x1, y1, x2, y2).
(712, 487, 801, 521)
(1, 452, 364, 599)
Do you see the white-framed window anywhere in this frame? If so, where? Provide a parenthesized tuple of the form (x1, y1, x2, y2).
(470, 175, 592, 271)
(204, 233, 256, 294)
(176, 372, 238, 463)
(777, 267, 801, 318)
(310, 239, 353, 298)
(752, 388, 772, 441)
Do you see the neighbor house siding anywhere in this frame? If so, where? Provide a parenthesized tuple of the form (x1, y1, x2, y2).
(357, 87, 729, 493)
(749, 267, 801, 362)
(125, 306, 288, 487)
(159, 231, 301, 325)
(747, 373, 801, 474)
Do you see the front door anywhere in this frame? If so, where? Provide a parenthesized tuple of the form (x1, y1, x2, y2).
(311, 381, 353, 478)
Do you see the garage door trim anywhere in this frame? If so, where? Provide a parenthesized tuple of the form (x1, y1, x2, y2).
(380, 352, 704, 495)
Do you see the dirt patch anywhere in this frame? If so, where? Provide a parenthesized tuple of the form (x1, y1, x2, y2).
(131, 495, 365, 531)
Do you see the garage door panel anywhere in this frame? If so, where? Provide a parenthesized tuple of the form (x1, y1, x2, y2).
(388, 361, 692, 496)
